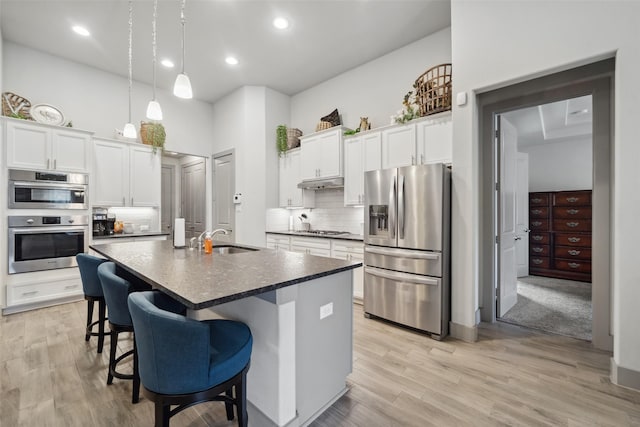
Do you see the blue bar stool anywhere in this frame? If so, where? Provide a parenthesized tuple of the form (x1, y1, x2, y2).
(128, 291, 253, 427)
(76, 253, 108, 353)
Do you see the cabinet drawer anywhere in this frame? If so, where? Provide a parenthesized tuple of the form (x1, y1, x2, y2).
(529, 219, 550, 231)
(529, 232, 550, 244)
(554, 246, 591, 260)
(553, 206, 591, 219)
(529, 206, 549, 218)
(555, 233, 591, 247)
(553, 219, 591, 231)
(529, 244, 550, 256)
(7, 279, 82, 307)
(529, 193, 549, 206)
(529, 256, 550, 269)
(553, 191, 591, 206)
(555, 259, 591, 273)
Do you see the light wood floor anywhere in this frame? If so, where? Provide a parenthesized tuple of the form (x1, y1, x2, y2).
(1, 301, 639, 426)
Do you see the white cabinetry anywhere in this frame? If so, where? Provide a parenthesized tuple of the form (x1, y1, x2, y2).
(416, 112, 452, 164)
(93, 138, 161, 207)
(344, 132, 381, 206)
(266, 234, 291, 250)
(300, 127, 345, 181)
(279, 148, 315, 208)
(331, 240, 364, 301)
(381, 124, 416, 169)
(290, 236, 332, 257)
(5, 119, 91, 172)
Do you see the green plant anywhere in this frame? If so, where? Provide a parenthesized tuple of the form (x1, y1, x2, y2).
(141, 122, 166, 153)
(276, 125, 288, 157)
(8, 111, 29, 120)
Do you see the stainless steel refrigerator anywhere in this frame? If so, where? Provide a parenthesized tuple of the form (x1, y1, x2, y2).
(363, 163, 451, 339)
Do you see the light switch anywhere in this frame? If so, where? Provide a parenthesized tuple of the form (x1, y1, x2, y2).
(320, 302, 333, 319)
(456, 92, 467, 106)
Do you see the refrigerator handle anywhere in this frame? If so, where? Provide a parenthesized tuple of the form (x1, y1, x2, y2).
(389, 175, 396, 239)
(398, 174, 405, 240)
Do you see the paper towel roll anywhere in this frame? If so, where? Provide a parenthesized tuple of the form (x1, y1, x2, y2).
(174, 218, 186, 248)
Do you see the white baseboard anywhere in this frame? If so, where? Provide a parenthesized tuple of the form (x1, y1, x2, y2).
(610, 358, 640, 391)
(449, 321, 478, 342)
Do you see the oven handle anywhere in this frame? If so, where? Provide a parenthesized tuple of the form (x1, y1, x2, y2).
(365, 246, 440, 260)
(365, 266, 439, 286)
(9, 226, 86, 234)
(11, 181, 87, 191)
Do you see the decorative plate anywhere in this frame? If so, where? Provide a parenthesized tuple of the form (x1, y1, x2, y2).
(30, 104, 65, 126)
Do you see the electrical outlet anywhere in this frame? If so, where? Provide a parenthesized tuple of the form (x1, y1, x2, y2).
(320, 302, 333, 320)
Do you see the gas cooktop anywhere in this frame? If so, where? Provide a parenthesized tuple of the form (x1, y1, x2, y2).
(296, 230, 349, 236)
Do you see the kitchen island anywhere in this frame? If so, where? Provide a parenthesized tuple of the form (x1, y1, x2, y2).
(90, 240, 360, 427)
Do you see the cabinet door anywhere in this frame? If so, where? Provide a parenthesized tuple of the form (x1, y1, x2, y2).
(381, 124, 416, 169)
(93, 140, 128, 206)
(300, 136, 319, 181)
(6, 121, 50, 169)
(279, 154, 291, 207)
(416, 115, 452, 164)
(317, 130, 342, 178)
(52, 129, 91, 172)
(363, 132, 382, 172)
(130, 145, 161, 206)
(344, 136, 363, 205)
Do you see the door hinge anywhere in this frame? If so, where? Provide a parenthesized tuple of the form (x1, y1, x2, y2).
(495, 129, 499, 139)
(495, 182, 499, 191)
(495, 236, 499, 244)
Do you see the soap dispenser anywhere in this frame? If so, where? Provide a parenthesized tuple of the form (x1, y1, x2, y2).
(204, 232, 213, 254)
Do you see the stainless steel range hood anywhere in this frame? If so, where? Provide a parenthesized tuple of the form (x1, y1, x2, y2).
(297, 177, 344, 190)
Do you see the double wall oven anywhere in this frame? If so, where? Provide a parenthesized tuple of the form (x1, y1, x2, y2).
(7, 169, 89, 274)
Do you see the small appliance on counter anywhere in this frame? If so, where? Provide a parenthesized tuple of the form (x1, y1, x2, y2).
(93, 209, 116, 236)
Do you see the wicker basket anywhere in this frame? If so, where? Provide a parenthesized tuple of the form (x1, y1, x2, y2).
(2, 92, 32, 120)
(287, 128, 302, 149)
(315, 121, 333, 132)
(414, 64, 452, 116)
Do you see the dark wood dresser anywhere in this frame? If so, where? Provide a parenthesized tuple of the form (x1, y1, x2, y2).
(529, 190, 591, 282)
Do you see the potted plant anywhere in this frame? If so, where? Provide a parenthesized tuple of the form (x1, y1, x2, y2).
(140, 121, 166, 153)
(276, 125, 288, 157)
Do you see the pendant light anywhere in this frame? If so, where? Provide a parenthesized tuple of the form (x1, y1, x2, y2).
(123, 0, 137, 138)
(146, 0, 163, 120)
(173, 0, 193, 99)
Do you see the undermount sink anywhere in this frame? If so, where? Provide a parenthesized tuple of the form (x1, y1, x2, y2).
(212, 245, 258, 255)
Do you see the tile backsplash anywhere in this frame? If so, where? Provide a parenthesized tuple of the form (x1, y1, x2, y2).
(266, 189, 364, 235)
(107, 207, 160, 233)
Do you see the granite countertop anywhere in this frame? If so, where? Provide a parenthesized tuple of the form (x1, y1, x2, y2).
(92, 231, 171, 240)
(89, 240, 360, 310)
(267, 230, 364, 241)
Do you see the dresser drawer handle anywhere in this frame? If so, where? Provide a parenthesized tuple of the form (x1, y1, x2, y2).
(567, 262, 581, 269)
(531, 209, 543, 215)
(532, 247, 544, 253)
(566, 197, 580, 203)
(567, 209, 580, 215)
(532, 259, 544, 265)
(531, 221, 542, 227)
(566, 222, 580, 228)
(567, 237, 581, 243)
(531, 198, 543, 203)
(532, 235, 544, 241)
(567, 250, 581, 256)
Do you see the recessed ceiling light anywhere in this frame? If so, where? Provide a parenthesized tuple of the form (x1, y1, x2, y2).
(161, 59, 175, 68)
(225, 56, 239, 65)
(273, 17, 289, 30)
(72, 25, 90, 37)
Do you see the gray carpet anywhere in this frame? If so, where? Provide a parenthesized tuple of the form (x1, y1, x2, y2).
(500, 276, 592, 341)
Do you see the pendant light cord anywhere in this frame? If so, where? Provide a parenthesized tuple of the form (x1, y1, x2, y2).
(152, 0, 158, 101)
(128, 0, 133, 123)
(180, 0, 186, 74)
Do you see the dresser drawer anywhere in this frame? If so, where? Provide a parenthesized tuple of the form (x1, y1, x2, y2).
(529, 219, 550, 231)
(553, 206, 591, 219)
(529, 206, 549, 218)
(555, 259, 591, 273)
(555, 233, 591, 247)
(529, 193, 549, 206)
(529, 244, 550, 256)
(553, 191, 591, 206)
(529, 232, 550, 244)
(530, 256, 550, 269)
(553, 219, 591, 232)
(555, 246, 591, 260)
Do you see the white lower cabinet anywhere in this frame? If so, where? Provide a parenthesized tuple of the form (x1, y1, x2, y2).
(6, 272, 83, 309)
(266, 234, 291, 250)
(290, 236, 331, 257)
(331, 240, 364, 302)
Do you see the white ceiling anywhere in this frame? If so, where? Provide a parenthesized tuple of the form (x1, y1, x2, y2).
(503, 95, 593, 147)
(0, 0, 451, 104)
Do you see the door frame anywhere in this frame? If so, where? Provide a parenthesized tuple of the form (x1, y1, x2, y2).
(160, 163, 176, 235)
(478, 58, 614, 351)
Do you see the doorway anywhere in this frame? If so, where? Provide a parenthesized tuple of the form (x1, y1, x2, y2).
(497, 96, 594, 341)
(478, 58, 613, 351)
(182, 159, 206, 239)
(212, 150, 235, 243)
(160, 164, 175, 238)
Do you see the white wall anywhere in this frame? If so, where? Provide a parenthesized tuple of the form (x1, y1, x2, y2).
(291, 28, 451, 135)
(451, 0, 640, 375)
(3, 42, 215, 157)
(521, 137, 592, 192)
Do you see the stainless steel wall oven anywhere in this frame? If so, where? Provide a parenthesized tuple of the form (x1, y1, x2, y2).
(8, 169, 88, 209)
(8, 215, 88, 274)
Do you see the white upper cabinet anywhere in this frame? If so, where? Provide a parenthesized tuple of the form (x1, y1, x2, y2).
(279, 148, 315, 208)
(344, 131, 381, 206)
(381, 124, 416, 169)
(5, 119, 91, 172)
(363, 132, 382, 172)
(300, 127, 344, 181)
(93, 138, 160, 207)
(416, 112, 452, 165)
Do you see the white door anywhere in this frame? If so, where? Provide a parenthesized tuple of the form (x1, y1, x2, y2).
(498, 116, 518, 317)
(213, 151, 234, 243)
(161, 165, 175, 236)
(182, 160, 206, 239)
(516, 152, 530, 277)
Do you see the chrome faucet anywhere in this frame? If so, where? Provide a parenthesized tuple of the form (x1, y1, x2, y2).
(197, 229, 229, 248)
(211, 228, 229, 239)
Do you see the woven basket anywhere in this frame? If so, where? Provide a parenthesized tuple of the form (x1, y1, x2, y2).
(414, 64, 452, 116)
(287, 128, 302, 149)
(2, 92, 32, 119)
(315, 121, 333, 132)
